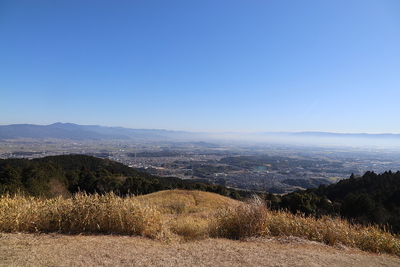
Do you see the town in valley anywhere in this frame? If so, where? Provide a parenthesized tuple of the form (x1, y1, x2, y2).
(2, 137, 399, 193)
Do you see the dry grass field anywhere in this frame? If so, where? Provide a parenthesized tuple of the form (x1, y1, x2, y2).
(1, 190, 400, 266)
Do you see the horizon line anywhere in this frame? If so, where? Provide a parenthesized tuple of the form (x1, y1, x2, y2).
(1, 122, 400, 136)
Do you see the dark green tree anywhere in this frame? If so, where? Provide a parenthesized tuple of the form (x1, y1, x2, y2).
(0, 165, 23, 195)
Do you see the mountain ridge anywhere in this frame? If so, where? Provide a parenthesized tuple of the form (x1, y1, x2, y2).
(1, 123, 400, 144)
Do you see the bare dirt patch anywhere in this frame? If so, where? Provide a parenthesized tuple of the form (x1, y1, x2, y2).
(1, 233, 399, 267)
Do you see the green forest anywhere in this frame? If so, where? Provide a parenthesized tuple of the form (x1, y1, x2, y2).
(0, 155, 240, 199)
(274, 171, 400, 233)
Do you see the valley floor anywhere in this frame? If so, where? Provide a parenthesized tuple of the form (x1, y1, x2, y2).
(1, 233, 399, 267)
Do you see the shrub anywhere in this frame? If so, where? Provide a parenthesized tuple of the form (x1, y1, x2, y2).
(210, 195, 269, 239)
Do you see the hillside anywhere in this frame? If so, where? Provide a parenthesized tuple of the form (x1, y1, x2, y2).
(305, 171, 400, 232)
(2, 189, 400, 255)
(0, 154, 240, 199)
(3, 154, 400, 235)
(136, 189, 239, 214)
(3, 154, 400, 234)
(0, 154, 158, 197)
(1, 190, 400, 266)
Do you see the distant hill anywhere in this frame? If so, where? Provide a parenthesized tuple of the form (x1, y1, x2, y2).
(1, 123, 400, 146)
(0, 123, 195, 140)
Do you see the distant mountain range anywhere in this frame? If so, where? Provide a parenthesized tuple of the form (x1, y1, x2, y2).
(1, 123, 400, 146)
(0, 123, 195, 140)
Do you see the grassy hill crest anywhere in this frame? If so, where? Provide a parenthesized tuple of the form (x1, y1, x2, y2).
(137, 189, 240, 214)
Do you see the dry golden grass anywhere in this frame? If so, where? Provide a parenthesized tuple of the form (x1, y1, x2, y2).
(1, 191, 400, 256)
(0, 192, 162, 238)
(210, 196, 400, 255)
(136, 189, 239, 241)
(136, 189, 239, 214)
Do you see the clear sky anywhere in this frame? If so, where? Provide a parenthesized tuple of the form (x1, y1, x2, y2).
(1, 0, 399, 133)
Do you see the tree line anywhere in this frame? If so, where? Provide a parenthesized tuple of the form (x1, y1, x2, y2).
(0, 155, 241, 199)
(266, 171, 400, 233)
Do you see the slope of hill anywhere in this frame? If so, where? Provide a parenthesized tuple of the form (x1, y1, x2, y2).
(1, 190, 400, 263)
(137, 189, 239, 214)
(32, 154, 151, 177)
(0, 154, 239, 199)
(0, 154, 158, 197)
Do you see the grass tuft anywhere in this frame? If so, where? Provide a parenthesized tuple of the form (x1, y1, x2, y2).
(169, 216, 209, 241)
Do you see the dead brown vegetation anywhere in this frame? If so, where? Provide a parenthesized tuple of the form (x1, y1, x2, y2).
(1, 190, 399, 256)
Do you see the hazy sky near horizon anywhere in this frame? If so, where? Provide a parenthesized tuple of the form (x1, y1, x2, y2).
(1, 1, 400, 133)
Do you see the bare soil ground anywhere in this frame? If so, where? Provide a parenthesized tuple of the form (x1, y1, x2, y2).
(1, 233, 400, 267)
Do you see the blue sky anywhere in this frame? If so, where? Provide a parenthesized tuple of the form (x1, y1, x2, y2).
(1, 0, 399, 133)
